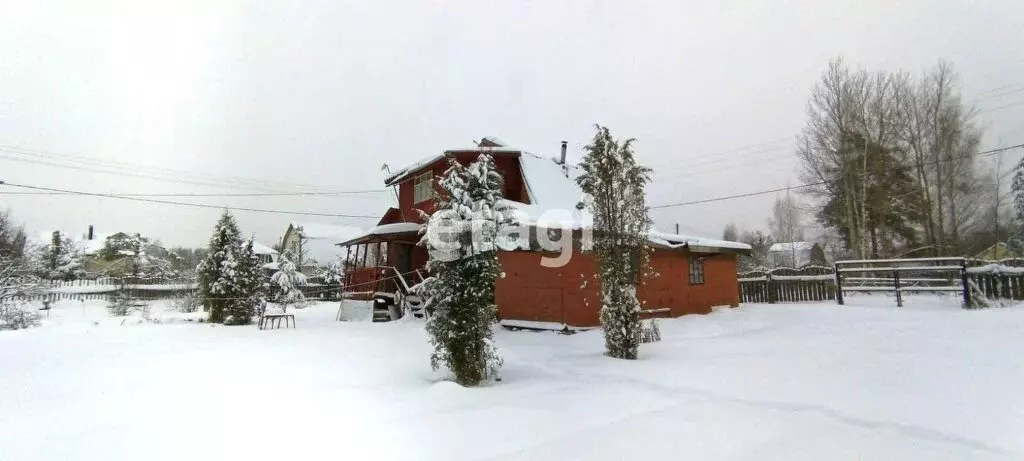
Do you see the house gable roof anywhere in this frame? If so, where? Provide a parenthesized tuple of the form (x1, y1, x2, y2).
(383, 136, 525, 186)
(368, 135, 751, 254)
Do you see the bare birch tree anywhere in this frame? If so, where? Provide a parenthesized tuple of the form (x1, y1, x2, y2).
(799, 58, 985, 257)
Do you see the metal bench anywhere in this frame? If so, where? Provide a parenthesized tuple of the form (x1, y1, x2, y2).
(258, 303, 295, 330)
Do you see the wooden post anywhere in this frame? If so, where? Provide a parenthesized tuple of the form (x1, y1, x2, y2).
(344, 245, 352, 288)
(893, 270, 902, 308)
(960, 259, 971, 309)
(834, 264, 844, 305)
(767, 272, 776, 304)
(361, 243, 368, 269)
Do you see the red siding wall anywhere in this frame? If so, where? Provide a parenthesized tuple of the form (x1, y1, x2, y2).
(391, 153, 525, 224)
(496, 249, 739, 327)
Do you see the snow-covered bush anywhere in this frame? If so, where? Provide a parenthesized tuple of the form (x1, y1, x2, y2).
(640, 319, 661, 343)
(172, 290, 202, 313)
(1, 255, 41, 330)
(576, 125, 653, 360)
(107, 290, 137, 317)
(0, 302, 40, 330)
(270, 252, 307, 312)
(419, 154, 516, 386)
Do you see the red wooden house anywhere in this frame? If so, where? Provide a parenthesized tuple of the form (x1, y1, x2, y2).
(338, 137, 750, 329)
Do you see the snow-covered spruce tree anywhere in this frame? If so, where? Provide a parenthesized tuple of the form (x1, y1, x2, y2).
(270, 251, 306, 312)
(232, 238, 268, 321)
(419, 154, 515, 386)
(576, 125, 653, 360)
(35, 233, 84, 281)
(197, 211, 265, 325)
(1011, 158, 1024, 252)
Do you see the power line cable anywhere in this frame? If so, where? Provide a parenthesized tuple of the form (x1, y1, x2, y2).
(0, 181, 382, 219)
(649, 143, 1024, 210)
(0, 144, 371, 193)
(0, 190, 389, 197)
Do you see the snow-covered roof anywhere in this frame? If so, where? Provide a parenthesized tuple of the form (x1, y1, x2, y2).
(246, 240, 278, 255)
(34, 230, 120, 255)
(370, 222, 423, 235)
(378, 136, 748, 254)
(290, 222, 364, 241)
(384, 136, 524, 186)
(649, 231, 752, 252)
(337, 222, 424, 246)
(769, 242, 817, 252)
(480, 136, 507, 146)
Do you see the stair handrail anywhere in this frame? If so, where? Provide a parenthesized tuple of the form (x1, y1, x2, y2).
(380, 266, 415, 295)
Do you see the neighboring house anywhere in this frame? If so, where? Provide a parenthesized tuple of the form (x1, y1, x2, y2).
(281, 222, 363, 272)
(768, 241, 827, 268)
(338, 136, 751, 328)
(247, 240, 280, 275)
(975, 242, 1016, 260)
(247, 240, 279, 265)
(37, 228, 142, 274)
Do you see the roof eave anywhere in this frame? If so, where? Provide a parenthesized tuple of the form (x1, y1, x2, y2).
(384, 149, 524, 186)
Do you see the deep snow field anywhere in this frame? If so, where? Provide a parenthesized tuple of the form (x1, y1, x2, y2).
(2, 296, 1023, 460)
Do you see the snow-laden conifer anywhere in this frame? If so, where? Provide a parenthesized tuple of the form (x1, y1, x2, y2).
(576, 125, 652, 360)
(271, 251, 307, 312)
(197, 211, 266, 324)
(419, 154, 517, 385)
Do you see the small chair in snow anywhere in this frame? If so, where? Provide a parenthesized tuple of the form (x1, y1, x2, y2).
(258, 301, 295, 330)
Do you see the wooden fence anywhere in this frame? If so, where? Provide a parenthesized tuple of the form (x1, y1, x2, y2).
(7, 278, 198, 303)
(965, 258, 1024, 302)
(739, 257, 1024, 307)
(738, 266, 837, 304)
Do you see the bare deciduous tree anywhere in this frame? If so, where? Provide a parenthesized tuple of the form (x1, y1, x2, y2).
(798, 58, 985, 258)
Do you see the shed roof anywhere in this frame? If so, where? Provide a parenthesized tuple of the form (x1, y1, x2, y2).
(769, 242, 817, 252)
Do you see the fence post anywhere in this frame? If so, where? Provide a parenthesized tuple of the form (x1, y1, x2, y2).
(834, 264, 844, 305)
(893, 270, 902, 308)
(960, 258, 971, 309)
(766, 272, 775, 304)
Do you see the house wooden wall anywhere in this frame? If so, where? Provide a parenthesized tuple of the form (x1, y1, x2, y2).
(496, 248, 740, 327)
(390, 153, 526, 224)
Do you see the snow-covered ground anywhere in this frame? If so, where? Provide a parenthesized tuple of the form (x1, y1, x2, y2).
(2, 295, 1023, 460)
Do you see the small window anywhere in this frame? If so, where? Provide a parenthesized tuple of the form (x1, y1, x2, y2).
(689, 256, 705, 285)
(413, 172, 434, 203)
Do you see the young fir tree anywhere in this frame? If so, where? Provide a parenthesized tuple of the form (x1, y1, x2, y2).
(197, 211, 265, 325)
(419, 154, 514, 386)
(270, 251, 306, 312)
(576, 125, 652, 360)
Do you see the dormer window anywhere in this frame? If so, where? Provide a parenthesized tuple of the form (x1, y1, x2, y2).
(413, 171, 434, 203)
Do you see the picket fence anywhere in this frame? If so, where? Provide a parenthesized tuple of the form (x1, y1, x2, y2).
(738, 266, 837, 304)
(7, 279, 341, 304)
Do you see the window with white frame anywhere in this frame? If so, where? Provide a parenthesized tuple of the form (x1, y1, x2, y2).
(688, 256, 705, 285)
(413, 172, 434, 203)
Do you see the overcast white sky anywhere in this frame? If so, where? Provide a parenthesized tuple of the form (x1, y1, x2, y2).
(1, 0, 1022, 248)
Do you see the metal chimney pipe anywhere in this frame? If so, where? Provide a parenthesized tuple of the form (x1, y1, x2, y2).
(560, 141, 567, 164)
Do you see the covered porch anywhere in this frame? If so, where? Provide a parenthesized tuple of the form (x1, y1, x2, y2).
(337, 223, 428, 302)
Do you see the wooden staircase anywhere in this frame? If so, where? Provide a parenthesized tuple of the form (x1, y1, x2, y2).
(365, 267, 429, 322)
